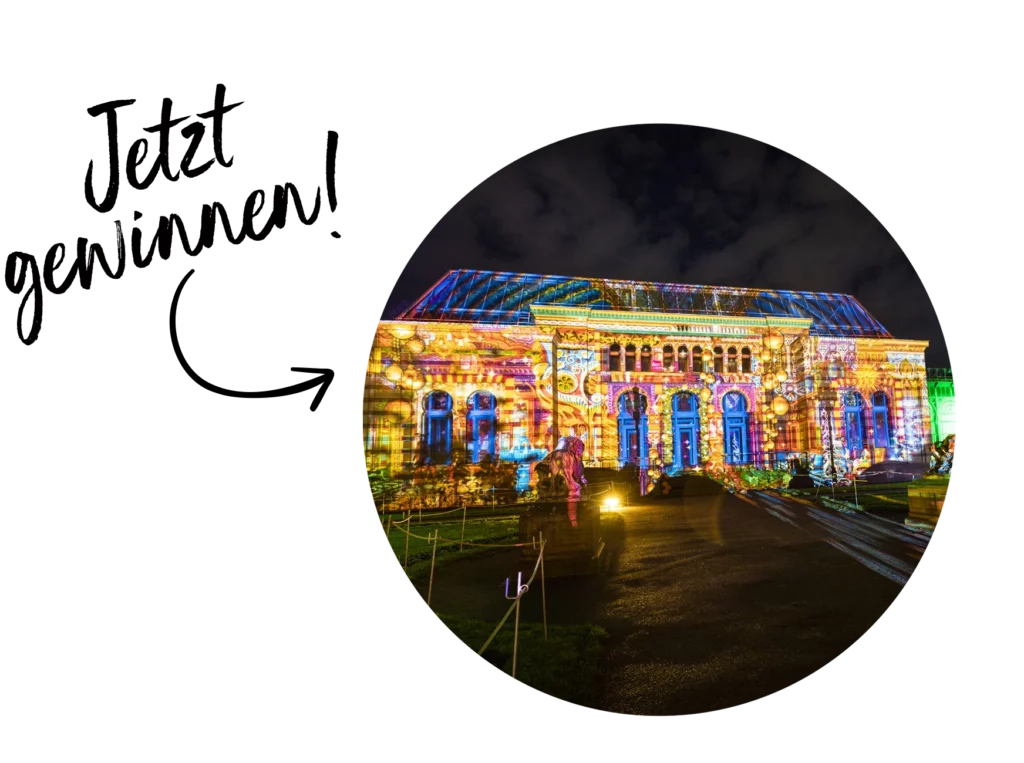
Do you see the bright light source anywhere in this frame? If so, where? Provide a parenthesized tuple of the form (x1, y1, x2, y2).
(603, 496, 620, 509)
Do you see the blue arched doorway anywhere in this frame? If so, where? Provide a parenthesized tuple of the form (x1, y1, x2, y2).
(672, 392, 701, 469)
(722, 391, 750, 464)
(467, 391, 497, 463)
(617, 390, 649, 468)
(423, 391, 453, 464)
(844, 391, 866, 455)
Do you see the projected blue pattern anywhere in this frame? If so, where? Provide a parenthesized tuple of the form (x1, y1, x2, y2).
(398, 270, 890, 338)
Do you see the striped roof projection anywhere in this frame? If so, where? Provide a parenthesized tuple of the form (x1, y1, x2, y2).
(398, 270, 891, 338)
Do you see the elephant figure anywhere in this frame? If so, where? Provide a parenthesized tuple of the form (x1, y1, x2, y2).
(535, 436, 587, 498)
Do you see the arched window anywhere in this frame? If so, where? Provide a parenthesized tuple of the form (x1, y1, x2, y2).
(871, 391, 891, 449)
(625, 344, 636, 371)
(423, 391, 453, 464)
(671, 392, 701, 468)
(714, 347, 724, 373)
(617, 390, 649, 467)
(663, 345, 674, 373)
(640, 345, 652, 372)
(609, 343, 621, 372)
(691, 345, 703, 373)
(467, 391, 497, 464)
(844, 391, 867, 455)
(678, 346, 688, 373)
(936, 399, 956, 441)
(673, 392, 698, 413)
(727, 347, 738, 373)
(722, 391, 750, 464)
(741, 347, 752, 373)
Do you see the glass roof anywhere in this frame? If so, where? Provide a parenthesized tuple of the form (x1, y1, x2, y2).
(397, 269, 891, 338)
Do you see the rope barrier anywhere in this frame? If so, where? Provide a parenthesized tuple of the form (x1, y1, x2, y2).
(477, 540, 546, 659)
(386, 520, 533, 548)
(581, 480, 614, 495)
(386, 523, 435, 542)
(438, 536, 533, 548)
(380, 503, 528, 520)
(396, 514, 519, 527)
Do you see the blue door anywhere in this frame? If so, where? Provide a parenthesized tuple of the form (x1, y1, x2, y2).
(871, 391, 890, 448)
(672, 392, 701, 469)
(722, 391, 750, 465)
(618, 417, 648, 467)
(844, 391, 865, 455)
(617, 391, 649, 468)
(467, 391, 497, 463)
(671, 419, 696, 467)
(423, 391, 453, 464)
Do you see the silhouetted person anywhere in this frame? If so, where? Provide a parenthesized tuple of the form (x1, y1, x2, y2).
(657, 473, 672, 497)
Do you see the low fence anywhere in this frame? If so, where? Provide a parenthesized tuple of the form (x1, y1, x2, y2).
(378, 480, 622, 525)
(386, 514, 548, 678)
(800, 470, 918, 510)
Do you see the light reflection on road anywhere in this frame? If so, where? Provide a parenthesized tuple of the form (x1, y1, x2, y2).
(744, 490, 930, 586)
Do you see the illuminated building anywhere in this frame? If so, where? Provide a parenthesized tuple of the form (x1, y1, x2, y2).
(927, 368, 956, 442)
(364, 269, 937, 483)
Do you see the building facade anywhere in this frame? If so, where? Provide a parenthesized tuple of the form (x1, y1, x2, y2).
(927, 368, 956, 443)
(364, 270, 935, 484)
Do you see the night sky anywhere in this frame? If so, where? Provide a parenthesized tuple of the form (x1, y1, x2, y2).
(384, 125, 949, 368)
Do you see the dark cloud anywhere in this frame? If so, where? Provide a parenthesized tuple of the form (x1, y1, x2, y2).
(386, 124, 949, 367)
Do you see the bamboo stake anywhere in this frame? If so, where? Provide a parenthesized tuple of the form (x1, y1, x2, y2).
(404, 512, 411, 571)
(539, 532, 547, 642)
(427, 529, 438, 606)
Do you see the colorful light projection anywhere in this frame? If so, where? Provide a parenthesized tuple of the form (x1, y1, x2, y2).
(658, 386, 702, 467)
(399, 269, 891, 338)
(927, 368, 956, 442)
(536, 346, 598, 411)
(758, 327, 789, 463)
(535, 344, 599, 443)
(363, 270, 938, 492)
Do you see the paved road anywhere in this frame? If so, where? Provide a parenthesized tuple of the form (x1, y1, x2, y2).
(591, 489, 930, 714)
(418, 489, 932, 715)
(739, 490, 929, 586)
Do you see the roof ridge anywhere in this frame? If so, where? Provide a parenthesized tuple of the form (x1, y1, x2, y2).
(442, 268, 863, 302)
(395, 268, 891, 338)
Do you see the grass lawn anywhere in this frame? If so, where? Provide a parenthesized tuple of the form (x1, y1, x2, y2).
(379, 505, 527, 525)
(824, 482, 908, 508)
(438, 614, 608, 708)
(385, 517, 520, 580)
(786, 482, 911, 517)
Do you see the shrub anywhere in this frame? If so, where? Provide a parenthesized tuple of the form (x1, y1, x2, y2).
(738, 467, 792, 490)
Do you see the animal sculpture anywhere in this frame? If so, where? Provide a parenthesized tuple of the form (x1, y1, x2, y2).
(927, 434, 955, 476)
(535, 436, 587, 498)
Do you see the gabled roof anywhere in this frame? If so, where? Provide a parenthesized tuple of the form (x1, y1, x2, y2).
(397, 269, 891, 338)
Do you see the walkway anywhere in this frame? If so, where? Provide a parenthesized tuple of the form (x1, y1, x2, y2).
(416, 489, 930, 715)
(591, 489, 928, 714)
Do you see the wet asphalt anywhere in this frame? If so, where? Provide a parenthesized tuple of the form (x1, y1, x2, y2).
(415, 488, 930, 716)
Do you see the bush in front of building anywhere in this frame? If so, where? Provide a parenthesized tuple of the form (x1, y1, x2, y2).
(738, 467, 793, 490)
